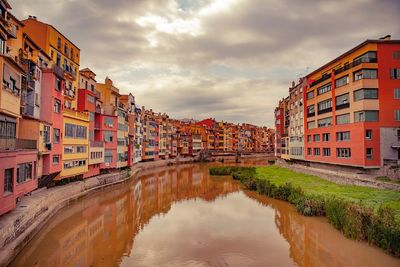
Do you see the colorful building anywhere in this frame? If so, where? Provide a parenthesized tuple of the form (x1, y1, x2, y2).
(78, 68, 104, 178)
(0, 2, 38, 215)
(22, 16, 90, 181)
(304, 37, 400, 170)
(96, 78, 119, 170)
(288, 79, 306, 160)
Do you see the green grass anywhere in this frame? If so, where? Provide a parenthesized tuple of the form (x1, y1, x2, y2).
(256, 166, 400, 218)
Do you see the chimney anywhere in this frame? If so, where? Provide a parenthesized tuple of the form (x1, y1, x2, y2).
(379, 35, 391, 41)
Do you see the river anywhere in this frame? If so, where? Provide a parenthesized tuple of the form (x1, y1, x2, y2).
(10, 160, 400, 267)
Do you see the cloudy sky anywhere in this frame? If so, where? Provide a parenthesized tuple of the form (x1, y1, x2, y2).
(12, 0, 400, 126)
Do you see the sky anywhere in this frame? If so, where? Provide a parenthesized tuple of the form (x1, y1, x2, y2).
(12, 0, 400, 127)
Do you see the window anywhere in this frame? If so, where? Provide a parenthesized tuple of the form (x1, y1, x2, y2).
(70, 48, 74, 59)
(87, 95, 95, 103)
(307, 121, 315, 129)
(354, 51, 377, 64)
(354, 88, 378, 101)
(52, 155, 60, 165)
(335, 75, 349, 88)
(54, 99, 61, 113)
(354, 69, 377, 81)
(105, 150, 113, 163)
(54, 128, 60, 143)
(317, 83, 332, 95)
(17, 163, 33, 183)
(57, 37, 61, 49)
(336, 93, 349, 109)
(322, 133, 330, 141)
(43, 125, 50, 143)
(336, 113, 350, 125)
(395, 88, 400, 99)
(395, 110, 400, 121)
(390, 68, 400, 79)
(354, 110, 379, 122)
(394, 51, 400, 59)
(65, 123, 87, 139)
(64, 146, 86, 154)
(313, 148, 320, 156)
(56, 54, 61, 66)
(366, 148, 373, 160)
(307, 135, 311, 142)
(323, 148, 331, 156)
(318, 117, 332, 128)
(104, 117, 114, 127)
(307, 105, 315, 116)
(313, 134, 320, 142)
(0, 118, 16, 138)
(89, 112, 95, 122)
(337, 148, 351, 158)
(4, 168, 13, 193)
(63, 160, 86, 169)
(55, 78, 62, 91)
(307, 148, 312, 155)
(318, 99, 332, 114)
(366, 129, 372, 140)
(104, 131, 113, 142)
(336, 131, 350, 141)
(307, 90, 314, 99)
(64, 43, 68, 55)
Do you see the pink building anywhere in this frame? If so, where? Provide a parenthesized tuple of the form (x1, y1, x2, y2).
(40, 67, 65, 184)
(0, 150, 38, 215)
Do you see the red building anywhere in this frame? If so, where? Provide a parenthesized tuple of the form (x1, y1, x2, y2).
(304, 37, 400, 170)
(96, 113, 118, 170)
(78, 68, 105, 178)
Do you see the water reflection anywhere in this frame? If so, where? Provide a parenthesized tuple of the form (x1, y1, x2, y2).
(10, 162, 400, 267)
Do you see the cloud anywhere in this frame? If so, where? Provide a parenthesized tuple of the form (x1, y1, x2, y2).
(11, 0, 400, 126)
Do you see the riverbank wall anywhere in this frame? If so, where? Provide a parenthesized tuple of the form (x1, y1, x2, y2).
(0, 154, 271, 266)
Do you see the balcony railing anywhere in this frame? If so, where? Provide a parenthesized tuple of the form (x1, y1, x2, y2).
(336, 103, 350, 110)
(52, 64, 64, 79)
(334, 57, 377, 76)
(310, 73, 331, 88)
(317, 107, 332, 115)
(90, 141, 104, 147)
(21, 104, 35, 117)
(0, 138, 37, 150)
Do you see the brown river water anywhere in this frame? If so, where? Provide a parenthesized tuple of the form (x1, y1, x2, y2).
(10, 160, 400, 267)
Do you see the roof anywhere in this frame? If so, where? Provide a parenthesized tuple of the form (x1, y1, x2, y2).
(21, 18, 81, 51)
(307, 39, 400, 78)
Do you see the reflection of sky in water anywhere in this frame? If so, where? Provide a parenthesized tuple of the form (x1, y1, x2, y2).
(10, 162, 400, 267)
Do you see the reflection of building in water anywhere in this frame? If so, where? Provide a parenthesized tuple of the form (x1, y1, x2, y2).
(11, 165, 240, 267)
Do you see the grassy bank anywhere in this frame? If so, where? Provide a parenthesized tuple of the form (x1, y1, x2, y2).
(209, 165, 400, 257)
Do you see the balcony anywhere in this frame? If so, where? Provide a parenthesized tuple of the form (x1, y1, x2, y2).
(310, 73, 331, 88)
(21, 104, 35, 117)
(90, 141, 104, 147)
(317, 107, 332, 115)
(52, 64, 64, 79)
(0, 138, 37, 151)
(336, 103, 350, 110)
(334, 57, 377, 76)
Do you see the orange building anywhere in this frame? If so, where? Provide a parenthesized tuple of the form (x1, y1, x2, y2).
(304, 37, 400, 171)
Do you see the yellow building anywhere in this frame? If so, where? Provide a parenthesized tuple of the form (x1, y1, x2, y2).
(22, 16, 90, 180)
(61, 109, 89, 178)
